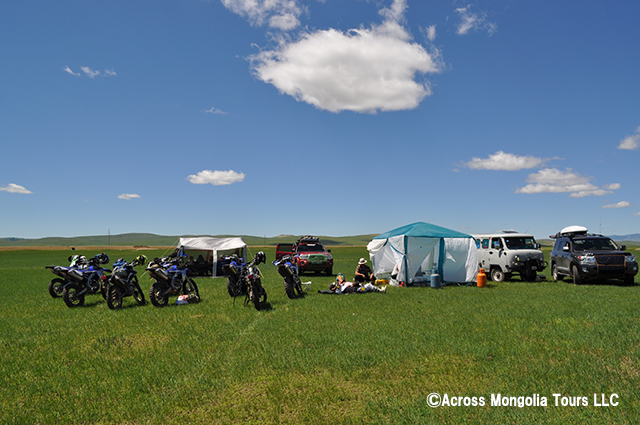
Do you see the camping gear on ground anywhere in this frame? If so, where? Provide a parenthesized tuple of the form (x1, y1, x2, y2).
(105, 255, 147, 310)
(430, 269, 441, 289)
(146, 250, 200, 307)
(367, 222, 479, 286)
(273, 255, 304, 299)
(60, 253, 111, 308)
(477, 269, 487, 288)
(176, 237, 247, 277)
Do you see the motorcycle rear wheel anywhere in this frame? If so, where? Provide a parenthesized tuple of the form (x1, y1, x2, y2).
(48, 278, 65, 298)
(226, 276, 242, 298)
(63, 283, 85, 308)
(107, 285, 124, 310)
(149, 282, 169, 307)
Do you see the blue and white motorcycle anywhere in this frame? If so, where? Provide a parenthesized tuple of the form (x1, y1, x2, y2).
(273, 254, 303, 299)
(146, 247, 200, 307)
(106, 255, 147, 310)
(46, 254, 88, 298)
(61, 253, 111, 308)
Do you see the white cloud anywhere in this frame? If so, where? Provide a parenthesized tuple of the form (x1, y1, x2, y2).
(455, 5, 497, 36)
(617, 126, 640, 150)
(249, 0, 442, 113)
(220, 0, 302, 30)
(63, 66, 80, 76)
(0, 183, 32, 194)
(633, 212, 640, 216)
(465, 151, 549, 171)
(202, 107, 228, 115)
(118, 193, 140, 200)
(81, 66, 101, 78)
(425, 25, 437, 42)
(602, 201, 631, 209)
(516, 168, 619, 198)
(188, 170, 245, 186)
(79, 66, 117, 78)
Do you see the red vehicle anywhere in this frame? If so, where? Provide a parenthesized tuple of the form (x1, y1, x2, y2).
(276, 236, 333, 276)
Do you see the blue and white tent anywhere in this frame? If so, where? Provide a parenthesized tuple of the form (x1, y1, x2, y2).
(366, 222, 478, 284)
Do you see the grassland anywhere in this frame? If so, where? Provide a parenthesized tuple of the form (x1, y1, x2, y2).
(1, 246, 638, 424)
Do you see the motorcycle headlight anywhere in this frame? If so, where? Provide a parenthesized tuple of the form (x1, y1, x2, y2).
(626, 254, 636, 263)
(577, 255, 596, 265)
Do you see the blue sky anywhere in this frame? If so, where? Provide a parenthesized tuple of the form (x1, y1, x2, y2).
(1, 0, 639, 240)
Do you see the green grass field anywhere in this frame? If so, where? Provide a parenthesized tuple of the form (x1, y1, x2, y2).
(1, 246, 638, 424)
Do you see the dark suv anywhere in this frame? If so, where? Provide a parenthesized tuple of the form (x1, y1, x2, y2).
(549, 226, 638, 285)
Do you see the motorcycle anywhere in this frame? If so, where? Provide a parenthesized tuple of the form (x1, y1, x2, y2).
(45, 254, 88, 298)
(221, 254, 247, 298)
(244, 252, 267, 310)
(273, 255, 303, 299)
(61, 253, 111, 308)
(106, 255, 147, 310)
(147, 247, 200, 307)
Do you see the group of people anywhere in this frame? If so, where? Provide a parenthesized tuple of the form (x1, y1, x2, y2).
(325, 258, 386, 294)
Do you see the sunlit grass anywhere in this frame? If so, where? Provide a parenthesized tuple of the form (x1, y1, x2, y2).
(0, 247, 638, 424)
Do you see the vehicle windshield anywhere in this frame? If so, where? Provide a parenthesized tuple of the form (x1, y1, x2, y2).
(503, 237, 537, 249)
(297, 244, 325, 253)
(573, 238, 619, 251)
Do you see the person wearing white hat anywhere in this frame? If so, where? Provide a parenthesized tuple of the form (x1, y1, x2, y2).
(354, 258, 376, 284)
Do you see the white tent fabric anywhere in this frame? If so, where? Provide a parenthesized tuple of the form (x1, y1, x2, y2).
(367, 222, 478, 285)
(178, 237, 247, 277)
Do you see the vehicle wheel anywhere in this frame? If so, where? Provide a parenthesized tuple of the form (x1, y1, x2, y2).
(226, 276, 241, 297)
(107, 286, 124, 310)
(182, 278, 200, 303)
(572, 265, 583, 285)
(293, 274, 304, 296)
(149, 282, 169, 307)
(624, 275, 635, 286)
(521, 270, 536, 282)
(552, 264, 563, 281)
(490, 268, 505, 282)
(132, 277, 145, 305)
(62, 283, 85, 308)
(325, 268, 333, 276)
(284, 277, 295, 299)
(48, 278, 65, 298)
(250, 288, 261, 311)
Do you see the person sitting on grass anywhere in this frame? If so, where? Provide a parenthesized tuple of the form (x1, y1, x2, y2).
(354, 258, 376, 284)
(327, 273, 386, 294)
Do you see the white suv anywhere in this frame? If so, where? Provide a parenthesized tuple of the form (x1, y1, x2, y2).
(473, 232, 547, 282)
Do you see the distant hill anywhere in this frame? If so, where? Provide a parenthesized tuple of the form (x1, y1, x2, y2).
(609, 233, 640, 242)
(0, 233, 378, 247)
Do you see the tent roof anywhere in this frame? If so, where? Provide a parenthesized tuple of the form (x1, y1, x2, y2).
(373, 222, 473, 240)
(178, 237, 246, 251)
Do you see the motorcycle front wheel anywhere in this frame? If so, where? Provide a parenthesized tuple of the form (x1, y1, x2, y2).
(107, 285, 124, 310)
(149, 282, 169, 307)
(63, 283, 85, 308)
(182, 278, 200, 303)
(284, 277, 295, 299)
(48, 278, 65, 298)
(132, 277, 145, 305)
(293, 274, 303, 297)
